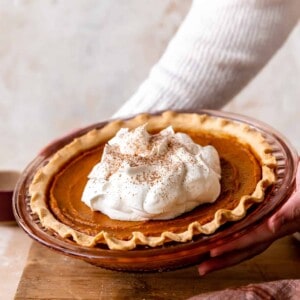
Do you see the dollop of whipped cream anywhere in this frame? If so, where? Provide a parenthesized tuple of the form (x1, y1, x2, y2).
(81, 125, 221, 221)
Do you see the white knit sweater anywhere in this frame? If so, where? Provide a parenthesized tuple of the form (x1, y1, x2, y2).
(113, 0, 299, 118)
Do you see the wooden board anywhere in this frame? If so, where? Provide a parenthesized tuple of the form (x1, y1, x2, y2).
(15, 236, 300, 299)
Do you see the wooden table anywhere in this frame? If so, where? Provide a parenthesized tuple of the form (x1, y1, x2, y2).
(15, 236, 300, 299)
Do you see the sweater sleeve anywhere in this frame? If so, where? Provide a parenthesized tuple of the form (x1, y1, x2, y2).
(113, 0, 299, 118)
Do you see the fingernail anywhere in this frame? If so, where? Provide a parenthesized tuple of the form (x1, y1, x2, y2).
(198, 267, 207, 276)
(268, 215, 281, 234)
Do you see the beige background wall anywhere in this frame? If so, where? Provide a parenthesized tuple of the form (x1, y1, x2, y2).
(0, 0, 299, 172)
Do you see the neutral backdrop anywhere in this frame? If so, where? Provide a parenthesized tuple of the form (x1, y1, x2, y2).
(0, 0, 299, 172)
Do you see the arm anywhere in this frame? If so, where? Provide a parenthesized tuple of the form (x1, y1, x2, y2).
(113, 0, 299, 118)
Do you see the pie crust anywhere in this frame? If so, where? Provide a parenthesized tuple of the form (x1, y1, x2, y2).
(29, 111, 276, 250)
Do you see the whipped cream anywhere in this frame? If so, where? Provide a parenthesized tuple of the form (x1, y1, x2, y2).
(81, 125, 221, 221)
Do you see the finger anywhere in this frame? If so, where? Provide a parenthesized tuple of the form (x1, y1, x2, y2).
(210, 220, 273, 258)
(268, 191, 300, 237)
(268, 162, 300, 233)
(198, 241, 271, 276)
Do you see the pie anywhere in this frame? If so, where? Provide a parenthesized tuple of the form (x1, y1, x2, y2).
(29, 111, 277, 250)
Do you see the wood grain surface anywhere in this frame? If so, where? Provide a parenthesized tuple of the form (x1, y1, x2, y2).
(15, 236, 300, 300)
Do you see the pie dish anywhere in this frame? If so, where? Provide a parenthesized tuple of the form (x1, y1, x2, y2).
(29, 110, 276, 250)
(13, 110, 298, 271)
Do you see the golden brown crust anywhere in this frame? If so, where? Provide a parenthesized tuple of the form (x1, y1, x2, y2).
(29, 111, 276, 250)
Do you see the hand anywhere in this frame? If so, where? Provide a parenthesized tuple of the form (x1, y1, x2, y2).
(198, 161, 300, 276)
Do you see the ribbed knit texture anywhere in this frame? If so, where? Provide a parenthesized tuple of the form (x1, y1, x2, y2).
(113, 0, 299, 118)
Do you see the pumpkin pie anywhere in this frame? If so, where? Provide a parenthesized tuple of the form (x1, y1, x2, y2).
(29, 111, 276, 250)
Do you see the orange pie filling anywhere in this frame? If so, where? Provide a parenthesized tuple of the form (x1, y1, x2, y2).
(30, 112, 276, 250)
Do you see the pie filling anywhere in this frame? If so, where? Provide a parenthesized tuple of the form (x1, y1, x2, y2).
(49, 130, 261, 241)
